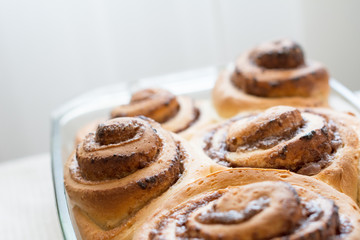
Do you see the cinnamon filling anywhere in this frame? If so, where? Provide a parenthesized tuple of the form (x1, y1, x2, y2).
(148, 182, 351, 240)
(172, 107, 200, 133)
(195, 196, 270, 224)
(149, 192, 224, 240)
(203, 106, 341, 175)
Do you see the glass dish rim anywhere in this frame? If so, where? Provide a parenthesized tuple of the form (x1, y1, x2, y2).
(50, 66, 360, 240)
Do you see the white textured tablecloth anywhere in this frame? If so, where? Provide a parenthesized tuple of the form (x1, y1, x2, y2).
(0, 154, 63, 240)
(1, 92, 360, 240)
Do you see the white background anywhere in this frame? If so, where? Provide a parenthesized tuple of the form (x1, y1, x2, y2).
(1, 0, 360, 161)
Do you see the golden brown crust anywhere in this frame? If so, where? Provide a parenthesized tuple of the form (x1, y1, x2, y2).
(191, 106, 360, 202)
(135, 168, 360, 240)
(65, 117, 213, 240)
(213, 39, 329, 117)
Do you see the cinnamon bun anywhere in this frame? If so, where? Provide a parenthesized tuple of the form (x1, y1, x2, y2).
(64, 117, 212, 240)
(213, 39, 329, 117)
(191, 106, 360, 202)
(135, 168, 360, 240)
(111, 88, 215, 138)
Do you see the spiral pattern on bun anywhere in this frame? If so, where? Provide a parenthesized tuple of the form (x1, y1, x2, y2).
(111, 88, 200, 134)
(213, 39, 329, 117)
(65, 117, 185, 230)
(135, 169, 360, 240)
(192, 106, 360, 201)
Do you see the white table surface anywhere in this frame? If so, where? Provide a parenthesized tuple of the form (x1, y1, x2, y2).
(0, 153, 63, 240)
(1, 92, 360, 240)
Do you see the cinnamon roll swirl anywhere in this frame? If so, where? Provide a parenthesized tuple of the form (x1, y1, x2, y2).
(191, 106, 360, 202)
(213, 39, 329, 117)
(111, 88, 213, 138)
(64, 117, 212, 240)
(135, 168, 360, 240)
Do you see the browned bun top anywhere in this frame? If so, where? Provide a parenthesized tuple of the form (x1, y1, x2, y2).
(203, 106, 342, 175)
(231, 39, 329, 98)
(252, 39, 305, 69)
(111, 88, 199, 133)
(135, 169, 360, 240)
(76, 117, 161, 181)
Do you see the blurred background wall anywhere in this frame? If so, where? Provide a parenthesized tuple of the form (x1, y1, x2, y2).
(0, 0, 359, 162)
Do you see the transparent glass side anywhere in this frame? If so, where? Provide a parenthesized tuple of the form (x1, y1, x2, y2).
(51, 67, 360, 239)
(51, 82, 132, 240)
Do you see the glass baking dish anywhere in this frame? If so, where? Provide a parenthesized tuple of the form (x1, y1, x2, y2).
(51, 65, 360, 240)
